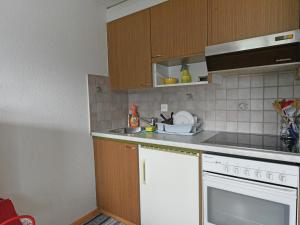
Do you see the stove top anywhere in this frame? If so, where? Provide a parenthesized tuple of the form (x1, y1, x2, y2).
(204, 132, 300, 153)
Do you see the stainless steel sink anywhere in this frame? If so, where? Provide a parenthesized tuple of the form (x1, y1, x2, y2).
(110, 127, 143, 134)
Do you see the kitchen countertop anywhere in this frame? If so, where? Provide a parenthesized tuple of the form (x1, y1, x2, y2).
(92, 131, 300, 164)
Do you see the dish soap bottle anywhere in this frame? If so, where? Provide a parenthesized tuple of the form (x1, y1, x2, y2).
(180, 64, 192, 83)
(129, 104, 140, 128)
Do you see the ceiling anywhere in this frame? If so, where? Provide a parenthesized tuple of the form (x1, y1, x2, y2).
(101, 0, 129, 9)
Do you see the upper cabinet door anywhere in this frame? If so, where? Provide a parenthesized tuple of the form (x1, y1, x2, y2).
(107, 9, 152, 91)
(151, 0, 208, 60)
(208, 0, 300, 45)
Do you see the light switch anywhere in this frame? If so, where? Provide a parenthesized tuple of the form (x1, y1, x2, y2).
(161, 104, 168, 112)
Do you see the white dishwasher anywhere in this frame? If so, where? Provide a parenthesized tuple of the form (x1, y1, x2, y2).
(139, 145, 200, 225)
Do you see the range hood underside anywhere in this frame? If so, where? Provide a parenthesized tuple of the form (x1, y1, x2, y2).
(206, 43, 300, 73)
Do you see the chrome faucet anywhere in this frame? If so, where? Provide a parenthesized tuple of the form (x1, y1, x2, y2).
(140, 117, 158, 126)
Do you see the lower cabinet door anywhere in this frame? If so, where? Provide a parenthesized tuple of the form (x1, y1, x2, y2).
(94, 139, 140, 224)
(139, 146, 200, 225)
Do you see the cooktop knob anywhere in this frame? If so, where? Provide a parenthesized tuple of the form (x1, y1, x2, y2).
(255, 170, 262, 179)
(266, 172, 273, 180)
(279, 174, 287, 183)
(234, 167, 239, 175)
(244, 169, 250, 176)
(224, 166, 229, 173)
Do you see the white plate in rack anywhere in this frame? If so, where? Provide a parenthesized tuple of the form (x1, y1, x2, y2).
(173, 111, 195, 125)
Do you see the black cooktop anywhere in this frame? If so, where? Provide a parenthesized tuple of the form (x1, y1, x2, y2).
(204, 132, 300, 153)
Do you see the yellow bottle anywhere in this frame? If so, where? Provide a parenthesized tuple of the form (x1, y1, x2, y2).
(180, 64, 192, 83)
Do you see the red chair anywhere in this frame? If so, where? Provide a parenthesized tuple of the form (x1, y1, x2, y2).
(0, 216, 35, 225)
(0, 199, 35, 225)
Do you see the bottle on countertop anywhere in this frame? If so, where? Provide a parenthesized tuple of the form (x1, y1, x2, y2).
(129, 104, 140, 128)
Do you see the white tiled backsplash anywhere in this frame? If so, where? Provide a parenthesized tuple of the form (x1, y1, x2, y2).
(128, 70, 300, 135)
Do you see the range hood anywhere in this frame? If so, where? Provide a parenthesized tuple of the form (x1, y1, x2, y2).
(205, 30, 300, 73)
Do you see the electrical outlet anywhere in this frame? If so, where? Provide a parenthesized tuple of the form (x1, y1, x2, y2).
(238, 102, 249, 111)
(161, 104, 168, 112)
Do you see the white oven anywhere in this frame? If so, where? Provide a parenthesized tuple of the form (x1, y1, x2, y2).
(202, 154, 299, 225)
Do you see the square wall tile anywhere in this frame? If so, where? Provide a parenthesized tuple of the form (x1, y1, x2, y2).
(251, 100, 263, 111)
(227, 111, 238, 122)
(250, 123, 263, 134)
(205, 111, 216, 121)
(207, 100, 216, 110)
(216, 100, 227, 110)
(278, 71, 295, 86)
(250, 135, 263, 145)
(294, 86, 300, 98)
(196, 101, 207, 111)
(251, 75, 264, 87)
(196, 88, 207, 101)
(204, 121, 216, 131)
(216, 110, 227, 121)
(264, 87, 277, 99)
(226, 76, 239, 89)
(227, 122, 238, 132)
(278, 86, 294, 99)
(250, 111, 263, 122)
(264, 99, 276, 110)
(263, 111, 278, 123)
(238, 122, 250, 133)
(263, 123, 278, 135)
(239, 76, 251, 88)
(216, 121, 227, 131)
(251, 88, 263, 99)
(227, 100, 238, 110)
(295, 78, 300, 85)
(206, 85, 216, 100)
(238, 111, 250, 122)
(227, 89, 238, 100)
(264, 74, 278, 87)
(216, 89, 227, 100)
(238, 88, 251, 99)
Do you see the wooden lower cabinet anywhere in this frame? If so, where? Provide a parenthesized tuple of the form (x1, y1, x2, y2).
(93, 138, 140, 225)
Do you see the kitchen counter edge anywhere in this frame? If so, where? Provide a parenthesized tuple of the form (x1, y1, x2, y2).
(92, 131, 300, 164)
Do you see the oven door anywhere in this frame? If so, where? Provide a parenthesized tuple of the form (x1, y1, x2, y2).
(203, 172, 297, 225)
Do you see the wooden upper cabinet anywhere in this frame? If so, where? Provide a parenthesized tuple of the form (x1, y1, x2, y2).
(93, 139, 140, 224)
(208, 0, 300, 45)
(151, 0, 208, 60)
(107, 9, 152, 91)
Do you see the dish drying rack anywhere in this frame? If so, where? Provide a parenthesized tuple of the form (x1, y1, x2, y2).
(156, 122, 203, 136)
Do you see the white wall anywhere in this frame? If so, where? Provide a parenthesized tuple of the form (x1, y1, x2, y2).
(0, 0, 108, 224)
(107, 0, 167, 22)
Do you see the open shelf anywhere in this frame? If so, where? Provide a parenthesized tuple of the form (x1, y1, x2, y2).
(152, 55, 209, 88)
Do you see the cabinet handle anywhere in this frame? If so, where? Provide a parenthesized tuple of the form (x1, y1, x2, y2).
(142, 160, 147, 185)
(275, 58, 292, 63)
(125, 145, 136, 150)
(152, 54, 163, 58)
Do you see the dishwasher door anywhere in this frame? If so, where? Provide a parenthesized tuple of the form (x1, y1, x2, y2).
(139, 145, 200, 225)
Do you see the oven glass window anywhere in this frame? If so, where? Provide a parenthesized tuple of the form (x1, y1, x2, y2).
(207, 187, 290, 225)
